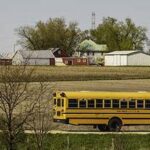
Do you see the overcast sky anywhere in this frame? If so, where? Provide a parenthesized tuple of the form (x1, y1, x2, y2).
(0, 0, 150, 53)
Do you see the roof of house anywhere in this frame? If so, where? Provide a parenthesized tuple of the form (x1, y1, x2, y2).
(17, 50, 55, 59)
(78, 39, 108, 52)
(105, 50, 141, 55)
(49, 48, 60, 53)
(3, 53, 15, 59)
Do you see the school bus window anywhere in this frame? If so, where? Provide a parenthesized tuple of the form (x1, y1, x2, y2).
(137, 100, 144, 108)
(68, 99, 78, 108)
(88, 99, 95, 108)
(79, 100, 86, 108)
(54, 99, 56, 105)
(112, 99, 119, 108)
(121, 101, 127, 108)
(57, 99, 61, 107)
(62, 99, 64, 107)
(145, 100, 150, 109)
(96, 99, 103, 108)
(104, 100, 111, 108)
(129, 100, 136, 108)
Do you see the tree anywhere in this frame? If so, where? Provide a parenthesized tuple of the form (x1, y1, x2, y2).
(0, 66, 48, 150)
(27, 83, 54, 150)
(91, 17, 147, 51)
(16, 18, 83, 56)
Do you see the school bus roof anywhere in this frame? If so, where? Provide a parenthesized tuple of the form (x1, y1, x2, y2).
(57, 91, 150, 99)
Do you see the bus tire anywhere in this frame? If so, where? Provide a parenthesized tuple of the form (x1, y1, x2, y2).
(108, 118, 122, 132)
(98, 125, 109, 131)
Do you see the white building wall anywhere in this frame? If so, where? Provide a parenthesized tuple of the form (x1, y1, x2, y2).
(127, 53, 150, 66)
(105, 55, 114, 66)
(27, 59, 50, 65)
(105, 55, 127, 66)
(12, 52, 24, 65)
(120, 55, 127, 66)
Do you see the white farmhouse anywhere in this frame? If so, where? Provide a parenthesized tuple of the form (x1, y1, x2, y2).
(76, 39, 108, 64)
(12, 50, 55, 65)
(105, 50, 150, 66)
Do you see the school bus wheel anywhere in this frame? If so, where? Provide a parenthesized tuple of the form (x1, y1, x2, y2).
(108, 117, 122, 132)
(98, 125, 109, 131)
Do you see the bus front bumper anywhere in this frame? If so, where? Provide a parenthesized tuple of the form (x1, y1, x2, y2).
(53, 119, 68, 124)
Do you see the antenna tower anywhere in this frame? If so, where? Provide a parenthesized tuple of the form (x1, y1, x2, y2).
(91, 12, 96, 30)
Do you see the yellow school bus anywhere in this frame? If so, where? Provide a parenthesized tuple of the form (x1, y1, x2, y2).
(53, 91, 150, 131)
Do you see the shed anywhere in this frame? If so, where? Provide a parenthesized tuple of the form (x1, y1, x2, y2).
(62, 57, 88, 65)
(12, 50, 55, 65)
(50, 48, 68, 57)
(105, 50, 150, 66)
(0, 54, 12, 65)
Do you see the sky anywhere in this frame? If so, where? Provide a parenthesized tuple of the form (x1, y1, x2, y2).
(0, 0, 150, 54)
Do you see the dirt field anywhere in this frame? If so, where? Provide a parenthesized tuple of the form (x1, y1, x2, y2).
(1, 66, 150, 82)
(53, 79, 150, 91)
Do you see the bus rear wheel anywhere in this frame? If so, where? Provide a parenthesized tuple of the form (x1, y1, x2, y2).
(98, 125, 109, 131)
(108, 118, 122, 132)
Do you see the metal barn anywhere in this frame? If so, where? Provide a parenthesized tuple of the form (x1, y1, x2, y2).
(12, 50, 55, 65)
(105, 51, 150, 66)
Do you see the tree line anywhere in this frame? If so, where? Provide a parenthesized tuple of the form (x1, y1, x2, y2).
(16, 17, 147, 55)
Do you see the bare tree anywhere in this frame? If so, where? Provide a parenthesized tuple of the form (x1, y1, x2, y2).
(0, 65, 48, 150)
(27, 83, 54, 150)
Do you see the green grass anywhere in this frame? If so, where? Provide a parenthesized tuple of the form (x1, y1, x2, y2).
(1, 134, 150, 150)
(1, 66, 150, 82)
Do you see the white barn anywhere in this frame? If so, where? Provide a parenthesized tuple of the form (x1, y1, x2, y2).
(12, 50, 55, 65)
(105, 51, 150, 66)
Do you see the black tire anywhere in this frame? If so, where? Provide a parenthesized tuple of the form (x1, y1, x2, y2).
(98, 125, 109, 131)
(108, 118, 122, 132)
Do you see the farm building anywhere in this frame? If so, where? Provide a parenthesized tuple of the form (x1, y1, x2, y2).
(50, 48, 68, 57)
(12, 50, 55, 65)
(0, 54, 12, 65)
(76, 39, 108, 64)
(62, 57, 88, 65)
(105, 50, 150, 66)
(0, 59, 12, 65)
